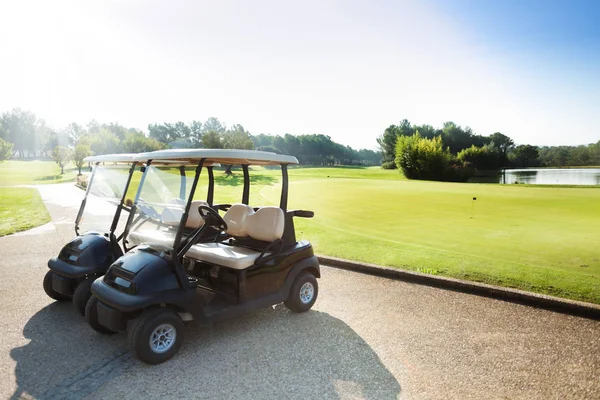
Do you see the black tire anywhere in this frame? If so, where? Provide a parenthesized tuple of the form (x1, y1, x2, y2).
(127, 308, 185, 365)
(284, 272, 318, 313)
(73, 278, 94, 316)
(85, 295, 117, 334)
(43, 270, 71, 301)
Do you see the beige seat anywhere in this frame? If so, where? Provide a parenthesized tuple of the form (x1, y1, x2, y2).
(186, 204, 285, 270)
(161, 199, 208, 228)
(186, 242, 261, 270)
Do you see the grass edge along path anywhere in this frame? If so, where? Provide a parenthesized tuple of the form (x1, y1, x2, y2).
(0, 187, 51, 236)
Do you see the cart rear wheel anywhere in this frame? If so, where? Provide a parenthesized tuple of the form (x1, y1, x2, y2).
(85, 295, 117, 334)
(284, 271, 318, 313)
(127, 308, 185, 365)
(43, 270, 71, 301)
(73, 278, 94, 316)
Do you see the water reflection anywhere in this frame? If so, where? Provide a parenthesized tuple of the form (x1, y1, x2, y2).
(501, 168, 600, 185)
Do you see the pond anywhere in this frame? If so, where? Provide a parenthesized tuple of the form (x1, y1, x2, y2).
(501, 168, 600, 185)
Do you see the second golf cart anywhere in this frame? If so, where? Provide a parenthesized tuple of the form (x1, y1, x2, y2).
(86, 149, 320, 364)
(44, 154, 137, 314)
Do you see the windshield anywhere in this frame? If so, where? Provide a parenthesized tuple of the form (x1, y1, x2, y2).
(77, 164, 134, 234)
(126, 165, 197, 249)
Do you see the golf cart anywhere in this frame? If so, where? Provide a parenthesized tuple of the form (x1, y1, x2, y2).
(44, 154, 137, 314)
(44, 154, 223, 316)
(86, 149, 320, 364)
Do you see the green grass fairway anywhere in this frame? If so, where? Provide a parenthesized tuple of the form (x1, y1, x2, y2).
(235, 167, 600, 304)
(0, 160, 78, 185)
(0, 187, 51, 236)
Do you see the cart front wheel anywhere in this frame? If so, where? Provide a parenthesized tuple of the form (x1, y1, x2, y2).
(127, 308, 185, 365)
(73, 278, 94, 316)
(85, 295, 117, 334)
(284, 271, 318, 313)
(43, 271, 71, 301)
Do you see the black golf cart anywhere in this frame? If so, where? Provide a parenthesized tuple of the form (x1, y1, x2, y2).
(44, 154, 223, 316)
(86, 149, 320, 364)
(44, 154, 137, 314)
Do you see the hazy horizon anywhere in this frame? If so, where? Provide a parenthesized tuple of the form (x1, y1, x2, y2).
(1, 0, 598, 150)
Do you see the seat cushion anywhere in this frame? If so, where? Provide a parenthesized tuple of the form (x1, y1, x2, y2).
(246, 207, 285, 242)
(186, 242, 261, 270)
(223, 204, 254, 237)
(161, 199, 208, 229)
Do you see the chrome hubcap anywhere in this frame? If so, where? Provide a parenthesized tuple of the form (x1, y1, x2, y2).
(299, 282, 314, 304)
(149, 324, 176, 353)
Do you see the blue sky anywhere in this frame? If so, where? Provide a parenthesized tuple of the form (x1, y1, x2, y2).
(0, 0, 598, 150)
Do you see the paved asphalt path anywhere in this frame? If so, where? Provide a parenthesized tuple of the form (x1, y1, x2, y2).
(0, 183, 599, 399)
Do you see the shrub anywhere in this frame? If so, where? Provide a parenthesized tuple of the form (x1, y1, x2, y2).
(381, 160, 397, 169)
(0, 138, 13, 162)
(457, 144, 502, 170)
(395, 133, 453, 180)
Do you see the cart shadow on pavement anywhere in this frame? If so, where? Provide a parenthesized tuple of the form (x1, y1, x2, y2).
(10, 301, 131, 400)
(117, 305, 402, 399)
(11, 303, 401, 399)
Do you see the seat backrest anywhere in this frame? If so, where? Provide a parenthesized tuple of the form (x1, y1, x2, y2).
(161, 199, 208, 229)
(185, 200, 208, 229)
(223, 204, 254, 237)
(246, 207, 285, 242)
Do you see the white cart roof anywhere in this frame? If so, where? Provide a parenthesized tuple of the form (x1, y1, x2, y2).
(84, 153, 136, 163)
(132, 149, 299, 166)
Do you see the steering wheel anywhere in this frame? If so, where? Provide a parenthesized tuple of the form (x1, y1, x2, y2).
(137, 199, 160, 220)
(198, 205, 228, 232)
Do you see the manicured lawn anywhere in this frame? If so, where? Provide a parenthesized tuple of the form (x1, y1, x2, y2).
(0, 160, 79, 185)
(0, 187, 51, 236)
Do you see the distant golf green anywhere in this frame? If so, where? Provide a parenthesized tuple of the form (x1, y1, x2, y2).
(0, 160, 78, 185)
(0, 187, 51, 236)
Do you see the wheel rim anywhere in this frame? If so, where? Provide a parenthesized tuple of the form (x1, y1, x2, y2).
(299, 282, 314, 304)
(149, 323, 177, 354)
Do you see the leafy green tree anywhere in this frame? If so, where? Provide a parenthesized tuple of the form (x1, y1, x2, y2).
(202, 131, 223, 148)
(0, 138, 13, 162)
(122, 132, 165, 153)
(222, 124, 254, 150)
(87, 129, 120, 155)
(395, 132, 453, 180)
(457, 144, 502, 170)
(51, 146, 71, 174)
(72, 143, 91, 175)
(0, 109, 39, 157)
(510, 145, 540, 168)
(489, 132, 514, 166)
(377, 119, 412, 166)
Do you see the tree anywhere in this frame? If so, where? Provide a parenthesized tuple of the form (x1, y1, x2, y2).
(202, 131, 223, 148)
(0, 109, 38, 157)
(122, 132, 165, 153)
(395, 132, 453, 180)
(87, 129, 120, 155)
(72, 143, 92, 175)
(51, 146, 71, 174)
(0, 138, 13, 162)
(511, 145, 539, 168)
(457, 144, 502, 170)
(489, 132, 514, 166)
(377, 119, 412, 166)
(222, 124, 254, 150)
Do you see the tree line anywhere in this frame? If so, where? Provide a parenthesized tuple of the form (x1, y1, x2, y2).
(0, 109, 381, 172)
(378, 119, 600, 181)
